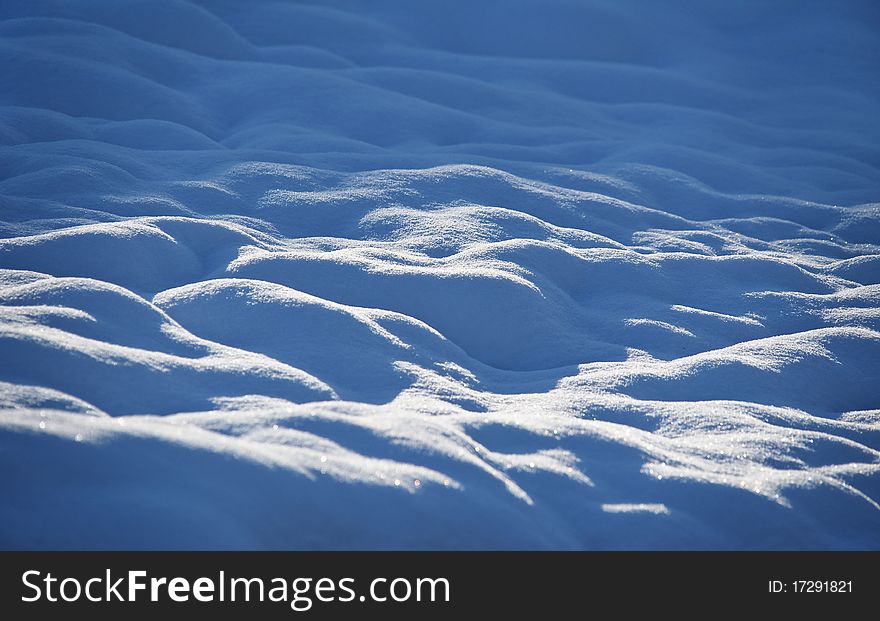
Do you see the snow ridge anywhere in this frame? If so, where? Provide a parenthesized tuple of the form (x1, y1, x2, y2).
(1, 0, 879, 549)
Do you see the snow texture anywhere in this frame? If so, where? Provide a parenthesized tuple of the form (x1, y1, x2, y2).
(1, 0, 879, 549)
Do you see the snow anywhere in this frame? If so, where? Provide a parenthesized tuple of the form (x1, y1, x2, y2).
(1, 0, 879, 549)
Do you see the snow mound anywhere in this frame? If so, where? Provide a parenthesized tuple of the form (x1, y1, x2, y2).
(1, 0, 879, 549)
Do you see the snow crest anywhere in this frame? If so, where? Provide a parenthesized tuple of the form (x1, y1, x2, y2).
(1, 0, 879, 549)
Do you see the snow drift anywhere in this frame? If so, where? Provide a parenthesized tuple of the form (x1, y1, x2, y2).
(1, 0, 879, 549)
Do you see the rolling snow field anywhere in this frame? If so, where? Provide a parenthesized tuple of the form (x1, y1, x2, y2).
(1, 0, 879, 549)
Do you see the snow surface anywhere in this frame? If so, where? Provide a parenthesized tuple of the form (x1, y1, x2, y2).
(1, 0, 879, 549)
